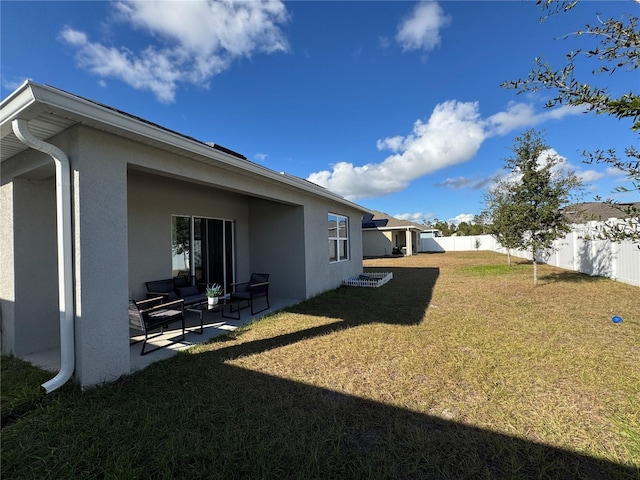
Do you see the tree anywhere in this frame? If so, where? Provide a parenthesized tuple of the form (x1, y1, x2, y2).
(473, 212, 489, 234)
(485, 130, 584, 284)
(172, 216, 191, 273)
(484, 187, 524, 267)
(502, 0, 639, 243)
(434, 220, 456, 237)
(457, 221, 473, 236)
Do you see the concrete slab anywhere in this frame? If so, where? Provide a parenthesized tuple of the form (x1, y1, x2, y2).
(23, 296, 301, 380)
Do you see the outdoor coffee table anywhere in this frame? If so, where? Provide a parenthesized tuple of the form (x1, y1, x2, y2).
(221, 296, 245, 320)
(185, 295, 233, 334)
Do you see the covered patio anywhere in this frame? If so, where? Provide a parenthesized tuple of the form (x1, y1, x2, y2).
(24, 295, 300, 375)
(2, 81, 367, 391)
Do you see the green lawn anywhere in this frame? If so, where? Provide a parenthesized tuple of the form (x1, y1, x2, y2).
(2, 252, 639, 479)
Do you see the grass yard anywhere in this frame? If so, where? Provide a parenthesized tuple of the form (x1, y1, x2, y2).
(2, 251, 639, 479)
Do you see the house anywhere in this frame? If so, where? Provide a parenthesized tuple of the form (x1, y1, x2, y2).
(561, 202, 640, 224)
(362, 210, 428, 257)
(1, 81, 369, 391)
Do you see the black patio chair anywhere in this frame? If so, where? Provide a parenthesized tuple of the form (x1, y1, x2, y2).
(132, 297, 185, 355)
(145, 276, 206, 306)
(145, 279, 179, 301)
(229, 273, 270, 315)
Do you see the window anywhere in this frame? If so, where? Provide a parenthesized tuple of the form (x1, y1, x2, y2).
(328, 213, 349, 262)
(172, 215, 191, 277)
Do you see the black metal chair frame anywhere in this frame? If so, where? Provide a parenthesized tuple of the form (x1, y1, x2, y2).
(132, 297, 185, 355)
(229, 273, 270, 316)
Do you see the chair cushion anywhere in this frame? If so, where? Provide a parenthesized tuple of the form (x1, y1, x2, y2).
(182, 294, 207, 306)
(146, 279, 175, 293)
(165, 292, 180, 301)
(173, 276, 190, 288)
(177, 285, 200, 297)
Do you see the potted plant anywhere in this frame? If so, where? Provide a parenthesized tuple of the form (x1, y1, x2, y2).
(205, 283, 223, 305)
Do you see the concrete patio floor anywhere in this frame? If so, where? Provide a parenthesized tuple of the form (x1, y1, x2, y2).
(24, 296, 300, 379)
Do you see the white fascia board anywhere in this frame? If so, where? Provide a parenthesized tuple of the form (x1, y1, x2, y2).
(0, 81, 41, 137)
(365, 226, 426, 232)
(3, 81, 367, 213)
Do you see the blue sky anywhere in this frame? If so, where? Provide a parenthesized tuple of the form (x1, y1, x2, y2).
(2, 1, 638, 224)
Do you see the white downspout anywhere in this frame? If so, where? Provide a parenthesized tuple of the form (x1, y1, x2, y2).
(12, 119, 75, 393)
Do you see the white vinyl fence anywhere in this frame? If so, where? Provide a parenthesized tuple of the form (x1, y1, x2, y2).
(420, 221, 640, 287)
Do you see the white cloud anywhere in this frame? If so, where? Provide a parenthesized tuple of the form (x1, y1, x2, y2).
(606, 166, 627, 178)
(376, 135, 405, 152)
(254, 153, 268, 161)
(308, 100, 588, 201)
(60, 27, 185, 102)
(1, 76, 29, 91)
(308, 100, 486, 200)
(59, 0, 289, 102)
(449, 213, 475, 225)
(484, 102, 585, 137)
(396, 1, 451, 52)
(578, 169, 605, 183)
(394, 212, 434, 222)
(435, 173, 502, 190)
(492, 148, 595, 194)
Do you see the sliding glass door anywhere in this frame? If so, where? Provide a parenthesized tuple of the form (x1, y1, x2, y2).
(194, 217, 235, 292)
(172, 216, 235, 294)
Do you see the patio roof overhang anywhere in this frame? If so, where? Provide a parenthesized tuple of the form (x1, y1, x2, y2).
(1, 81, 369, 214)
(363, 226, 426, 233)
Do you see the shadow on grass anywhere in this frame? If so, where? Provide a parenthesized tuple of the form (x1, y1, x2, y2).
(2, 266, 636, 479)
(3, 356, 636, 479)
(288, 266, 439, 326)
(541, 270, 607, 284)
(207, 267, 439, 362)
(181, 363, 640, 479)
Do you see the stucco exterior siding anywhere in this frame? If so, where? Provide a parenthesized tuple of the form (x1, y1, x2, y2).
(0, 182, 15, 354)
(248, 199, 307, 300)
(13, 177, 59, 355)
(1, 153, 59, 357)
(303, 201, 364, 298)
(1, 81, 371, 390)
(72, 128, 131, 386)
(363, 230, 393, 257)
(127, 169, 252, 300)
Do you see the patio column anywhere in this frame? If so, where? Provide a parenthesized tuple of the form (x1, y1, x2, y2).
(72, 128, 130, 388)
(405, 229, 413, 256)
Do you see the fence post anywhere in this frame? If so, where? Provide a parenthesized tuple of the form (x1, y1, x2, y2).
(573, 228, 579, 272)
(611, 240, 618, 281)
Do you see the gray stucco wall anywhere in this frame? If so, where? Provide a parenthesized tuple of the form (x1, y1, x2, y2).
(248, 199, 306, 300)
(0, 125, 132, 387)
(72, 127, 131, 387)
(127, 169, 251, 300)
(1, 153, 59, 356)
(363, 230, 394, 257)
(303, 201, 364, 299)
(0, 181, 14, 354)
(13, 178, 59, 354)
(3, 120, 366, 389)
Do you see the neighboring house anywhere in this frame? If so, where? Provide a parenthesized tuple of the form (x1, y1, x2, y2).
(420, 229, 442, 239)
(362, 210, 427, 257)
(1, 81, 369, 390)
(561, 202, 640, 224)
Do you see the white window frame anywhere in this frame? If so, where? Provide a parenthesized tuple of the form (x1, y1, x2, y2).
(328, 213, 349, 263)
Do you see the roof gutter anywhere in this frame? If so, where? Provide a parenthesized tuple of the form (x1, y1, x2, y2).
(12, 119, 75, 393)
